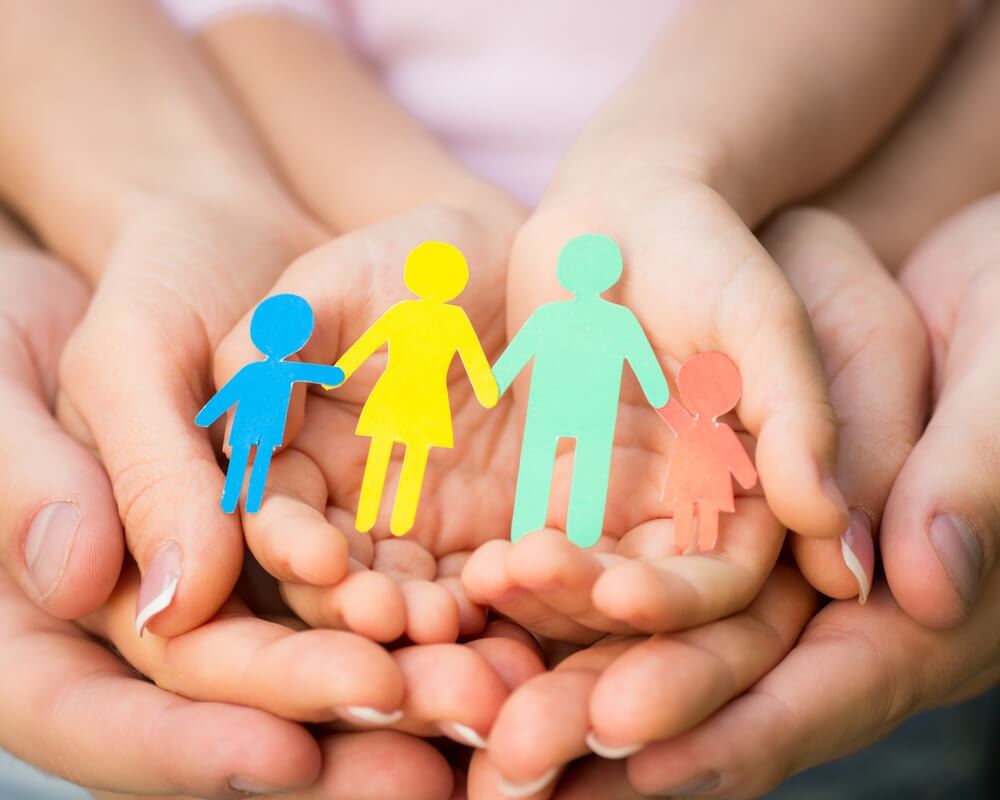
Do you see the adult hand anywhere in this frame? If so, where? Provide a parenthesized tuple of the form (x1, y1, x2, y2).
(600, 199, 1000, 798)
(0, 215, 121, 616)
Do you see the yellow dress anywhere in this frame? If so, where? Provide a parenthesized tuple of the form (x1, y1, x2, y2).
(336, 299, 497, 448)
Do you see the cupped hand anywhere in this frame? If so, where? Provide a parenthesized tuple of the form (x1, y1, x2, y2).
(212, 203, 528, 645)
(463, 177, 851, 643)
(55, 190, 321, 637)
(609, 197, 1000, 798)
(0, 215, 122, 617)
(463, 563, 816, 800)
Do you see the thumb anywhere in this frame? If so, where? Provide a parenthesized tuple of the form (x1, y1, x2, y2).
(0, 235, 123, 617)
(761, 209, 929, 603)
(886, 195, 1000, 628)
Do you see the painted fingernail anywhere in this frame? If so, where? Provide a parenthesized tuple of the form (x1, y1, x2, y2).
(656, 769, 722, 796)
(841, 508, 874, 605)
(228, 777, 294, 795)
(337, 705, 404, 726)
(929, 513, 983, 608)
(498, 767, 559, 798)
(585, 731, 642, 759)
(135, 541, 182, 637)
(439, 721, 488, 748)
(24, 501, 80, 600)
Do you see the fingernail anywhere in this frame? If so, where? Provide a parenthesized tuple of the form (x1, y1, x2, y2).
(498, 767, 559, 798)
(24, 501, 80, 600)
(841, 508, 874, 605)
(135, 541, 182, 637)
(929, 513, 983, 608)
(439, 721, 488, 748)
(336, 705, 404, 726)
(656, 769, 722, 796)
(585, 731, 642, 759)
(229, 777, 293, 795)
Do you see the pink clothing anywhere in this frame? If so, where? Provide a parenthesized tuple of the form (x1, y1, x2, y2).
(159, 0, 688, 204)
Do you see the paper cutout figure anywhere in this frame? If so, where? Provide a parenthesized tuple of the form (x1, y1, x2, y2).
(656, 352, 757, 552)
(195, 293, 344, 514)
(335, 241, 498, 536)
(494, 233, 669, 548)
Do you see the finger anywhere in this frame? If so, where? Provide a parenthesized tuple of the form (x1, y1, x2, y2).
(468, 749, 561, 800)
(241, 447, 349, 584)
(591, 498, 783, 632)
(503, 530, 635, 634)
(437, 575, 489, 636)
(83, 563, 406, 723)
(58, 296, 243, 637)
(0, 572, 320, 797)
(482, 638, 635, 798)
(463, 539, 602, 644)
(0, 245, 123, 618)
(294, 732, 454, 800)
(281, 564, 408, 642)
(550, 758, 646, 800)
(392, 643, 512, 748)
(886, 196, 1000, 627)
(589, 563, 817, 753)
(623, 586, 940, 798)
(399, 580, 462, 643)
(762, 208, 929, 602)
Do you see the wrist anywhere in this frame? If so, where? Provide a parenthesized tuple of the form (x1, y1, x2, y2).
(538, 125, 763, 226)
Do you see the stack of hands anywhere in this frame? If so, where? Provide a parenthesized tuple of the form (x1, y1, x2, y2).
(3, 2, 1000, 798)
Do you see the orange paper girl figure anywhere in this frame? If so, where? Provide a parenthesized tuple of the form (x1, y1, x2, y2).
(333, 241, 499, 536)
(656, 352, 758, 552)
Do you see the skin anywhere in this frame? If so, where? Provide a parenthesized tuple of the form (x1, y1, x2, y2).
(480, 12, 1000, 790)
(467, 0, 958, 642)
(194, 1, 961, 653)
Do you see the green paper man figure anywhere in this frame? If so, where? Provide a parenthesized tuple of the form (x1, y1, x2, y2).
(494, 233, 669, 547)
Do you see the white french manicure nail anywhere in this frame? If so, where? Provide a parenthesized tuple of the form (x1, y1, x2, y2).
(439, 721, 488, 748)
(585, 731, 642, 759)
(498, 767, 559, 798)
(338, 706, 404, 725)
(134, 541, 182, 637)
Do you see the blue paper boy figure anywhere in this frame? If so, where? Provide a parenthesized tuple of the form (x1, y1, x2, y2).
(195, 293, 344, 514)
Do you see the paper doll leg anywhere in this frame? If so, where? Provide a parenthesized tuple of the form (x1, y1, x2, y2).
(356, 436, 393, 533)
(697, 503, 720, 552)
(390, 443, 430, 537)
(245, 445, 275, 515)
(221, 442, 251, 514)
(510, 419, 559, 542)
(673, 501, 695, 552)
(565, 428, 614, 548)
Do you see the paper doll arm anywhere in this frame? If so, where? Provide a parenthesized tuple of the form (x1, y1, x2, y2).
(492, 312, 542, 396)
(332, 309, 393, 384)
(288, 362, 345, 387)
(656, 397, 690, 435)
(623, 315, 669, 408)
(723, 428, 759, 490)
(455, 312, 499, 409)
(194, 368, 247, 428)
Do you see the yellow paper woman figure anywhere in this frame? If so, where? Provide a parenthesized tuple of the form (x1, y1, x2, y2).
(334, 241, 499, 536)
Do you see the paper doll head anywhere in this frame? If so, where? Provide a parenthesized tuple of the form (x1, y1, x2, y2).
(404, 241, 469, 302)
(677, 351, 742, 419)
(557, 233, 623, 297)
(250, 293, 315, 360)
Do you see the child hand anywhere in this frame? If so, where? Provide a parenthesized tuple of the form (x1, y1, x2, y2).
(212, 205, 527, 645)
(462, 177, 826, 643)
